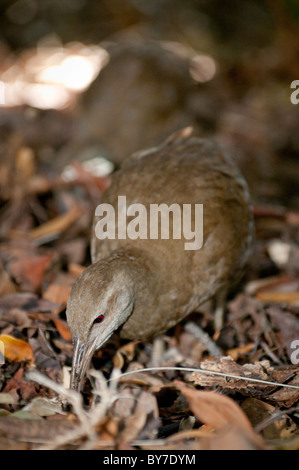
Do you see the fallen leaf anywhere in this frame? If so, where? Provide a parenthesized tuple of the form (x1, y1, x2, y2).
(43, 283, 72, 313)
(96, 416, 119, 444)
(0, 393, 15, 405)
(269, 369, 299, 407)
(117, 412, 147, 443)
(10, 410, 43, 420)
(253, 205, 285, 219)
(0, 261, 16, 295)
(177, 382, 266, 449)
(241, 398, 288, 440)
(245, 274, 294, 295)
(267, 306, 299, 356)
(3, 367, 40, 404)
(113, 386, 160, 440)
(8, 253, 53, 292)
(0, 415, 77, 443)
(188, 356, 299, 407)
(113, 341, 138, 368)
(286, 210, 299, 227)
(113, 351, 124, 369)
(51, 317, 72, 342)
(114, 387, 159, 421)
(68, 263, 85, 278)
(21, 397, 66, 417)
(274, 434, 299, 450)
(167, 426, 264, 450)
(178, 383, 252, 432)
(15, 147, 35, 181)
(29, 206, 81, 242)
(188, 356, 276, 391)
(227, 342, 255, 361)
(0, 335, 34, 363)
(0, 292, 61, 314)
(256, 291, 299, 304)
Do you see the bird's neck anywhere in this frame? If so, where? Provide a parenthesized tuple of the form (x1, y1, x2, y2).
(100, 247, 161, 309)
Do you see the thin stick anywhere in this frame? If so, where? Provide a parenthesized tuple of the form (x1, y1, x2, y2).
(185, 321, 223, 356)
(254, 405, 299, 433)
(114, 366, 299, 390)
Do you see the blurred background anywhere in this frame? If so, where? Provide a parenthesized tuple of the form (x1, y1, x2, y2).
(0, 0, 298, 208)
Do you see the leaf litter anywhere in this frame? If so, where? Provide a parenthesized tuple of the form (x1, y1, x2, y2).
(1, 158, 299, 450)
(1, 35, 299, 452)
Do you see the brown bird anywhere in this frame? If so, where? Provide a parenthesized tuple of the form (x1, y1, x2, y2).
(66, 128, 254, 391)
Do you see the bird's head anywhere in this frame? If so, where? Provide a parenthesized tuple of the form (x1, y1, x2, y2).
(66, 259, 135, 391)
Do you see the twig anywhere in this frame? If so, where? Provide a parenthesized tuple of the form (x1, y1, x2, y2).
(260, 341, 283, 365)
(112, 366, 299, 390)
(254, 405, 299, 433)
(26, 368, 120, 450)
(185, 321, 223, 356)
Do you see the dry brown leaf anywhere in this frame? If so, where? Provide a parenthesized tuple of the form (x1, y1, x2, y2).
(139, 437, 199, 451)
(113, 351, 124, 369)
(274, 434, 299, 450)
(189, 357, 299, 407)
(8, 253, 53, 292)
(241, 398, 290, 440)
(0, 334, 34, 363)
(286, 211, 299, 227)
(269, 370, 299, 407)
(177, 382, 266, 449)
(114, 387, 159, 421)
(51, 317, 72, 342)
(68, 263, 85, 278)
(241, 398, 275, 427)
(113, 341, 138, 368)
(189, 356, 275, 390)
(266, 306, 299, 356)
(0, 261, 16, 295)
(0, 292, 61, 314)
(118, 341, 138, 361)
(178, 383, 252, 432)
(113, 386, 160, 442)
(256, 291, 299, 304)
(252, 205, 286, 219)
(199, 427, 267, 450)
(0, 393, 15, 405)
(227, 342, 255, 361)
(97, 416, 119, 444)
(15, 147, 35, 181)
(43, 283, 72, 313)
(245, 274, 294, 295)
(167, 426, 264, 450)
(117, 412, 147, 443)
(0, 414, 77, 443)
(29, 206, 81, 241)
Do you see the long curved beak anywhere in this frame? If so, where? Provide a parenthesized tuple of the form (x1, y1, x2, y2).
(70, 337, 97, 391)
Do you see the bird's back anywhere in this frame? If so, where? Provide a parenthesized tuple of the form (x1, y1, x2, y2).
(91, 133, 254, 338)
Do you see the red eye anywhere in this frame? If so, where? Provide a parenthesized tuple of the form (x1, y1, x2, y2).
(94, 314, 104, 324)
